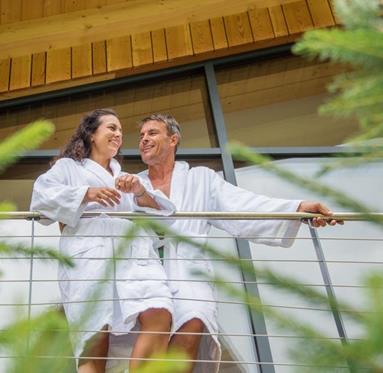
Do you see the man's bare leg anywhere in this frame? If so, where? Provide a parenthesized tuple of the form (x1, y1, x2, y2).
(78, 328, 109, 373)
(169, 318, 204, 373)
(130, 308, 172, 372)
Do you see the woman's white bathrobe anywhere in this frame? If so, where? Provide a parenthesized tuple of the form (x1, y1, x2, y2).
(138, 161, 302, 373)
(30, 157, 175, 359)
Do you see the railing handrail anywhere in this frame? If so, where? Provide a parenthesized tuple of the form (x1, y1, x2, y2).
(1, 211, 383, 220)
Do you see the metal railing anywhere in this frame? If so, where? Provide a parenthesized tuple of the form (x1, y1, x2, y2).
(6, 211, 383, 220)
(0, 211, 382, 373)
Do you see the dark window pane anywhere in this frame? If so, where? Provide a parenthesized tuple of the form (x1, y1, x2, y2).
(216, 54, 359, 147)
(0, 73, 217, 150)
(1, 157, 222, 210)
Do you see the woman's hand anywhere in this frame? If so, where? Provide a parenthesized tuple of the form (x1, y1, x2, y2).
(115, 174, 146, 197)
(84, 187, 121, 207)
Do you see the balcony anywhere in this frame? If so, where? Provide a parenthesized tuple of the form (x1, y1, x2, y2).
(1, 211, 382, 372)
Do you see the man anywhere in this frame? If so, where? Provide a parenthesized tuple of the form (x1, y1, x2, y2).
(137, 113, 339, 373)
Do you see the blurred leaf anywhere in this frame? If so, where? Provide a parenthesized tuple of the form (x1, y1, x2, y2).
(0, 120, 54, 173)
(0, 309, 75, 373)
(228, 142, 382, 226)
(0, 242, 74, 267)
(137, 350, 189, 373)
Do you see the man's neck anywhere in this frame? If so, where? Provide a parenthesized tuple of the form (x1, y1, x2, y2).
(148, 158, 175, 181)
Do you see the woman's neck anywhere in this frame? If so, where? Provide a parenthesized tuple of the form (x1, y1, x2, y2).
(90, 154, 112, 173)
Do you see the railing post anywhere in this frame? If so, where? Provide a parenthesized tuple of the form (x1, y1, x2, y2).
(28, 218, 35, 320)
(204, 61, 275, 373)
(26, 217, 35, 353)
(308, 222, 354, 373)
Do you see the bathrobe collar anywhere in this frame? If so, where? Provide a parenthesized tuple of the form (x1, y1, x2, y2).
(82, 157, 121, 187)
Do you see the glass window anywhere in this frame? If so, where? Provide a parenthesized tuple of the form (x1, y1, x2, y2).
(235, 158, 383, 370)
(216, 54, 360, 147)
(0, 72, 217, 150)
(0, 157, 223, 210)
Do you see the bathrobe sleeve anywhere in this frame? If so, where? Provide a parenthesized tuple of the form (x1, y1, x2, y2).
(30, 158, 89, 227)
(130, 176, 175, 216)
(207, 168, 302, 247)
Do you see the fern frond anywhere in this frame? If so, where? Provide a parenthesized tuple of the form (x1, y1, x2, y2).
(0, 120, 54, 173)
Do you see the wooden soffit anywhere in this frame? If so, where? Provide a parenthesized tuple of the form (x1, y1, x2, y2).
(0, 0, 338, 101)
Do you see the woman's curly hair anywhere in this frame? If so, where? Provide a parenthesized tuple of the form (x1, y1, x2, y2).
(57, 108, 119, 162)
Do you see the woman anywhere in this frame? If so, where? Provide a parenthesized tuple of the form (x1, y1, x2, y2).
(31, 109, 174, 373)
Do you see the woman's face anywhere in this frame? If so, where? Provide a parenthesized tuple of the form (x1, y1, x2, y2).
(90, 115, 122, 160)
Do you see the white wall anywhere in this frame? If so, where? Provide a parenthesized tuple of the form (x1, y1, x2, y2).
(235, 158, 383, 372)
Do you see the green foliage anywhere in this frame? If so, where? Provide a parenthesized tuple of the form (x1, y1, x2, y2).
(3, 1, 383, 372)
(333, 0, 383, 30)
(0, 120, 78, 373)
(293, 0, 383, 176)
(0, 241, 74, 267)
(136, 351, 189, 373)
(1, 309, 75, 373)
(134, 215, 383, 372)
(0, 120, 54, 173)
(215, 0, 383, 371)
(229, 142, 383, 226)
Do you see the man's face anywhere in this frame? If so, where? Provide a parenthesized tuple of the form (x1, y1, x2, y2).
(139, 120, 177, 165)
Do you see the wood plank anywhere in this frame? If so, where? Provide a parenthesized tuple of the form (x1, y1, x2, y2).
(248, 8, 275, 41)
(268, 5, 288, 37)
(92, 40, 107, 74)
(132, 32, 153, 67)
(1, 0, 22, 24)
(31, 52, 46, 86)
(307, 0, 335, 28)
(106, 36, 132, 71)
(282, 0, 314, 34)
(328, 0, 341, 24)
(9, 55, 31, 90)
(0, 33, 300, 101)
(43, 0, 62, 16)
(46, 48, 71, 84)
(165, 25, 193, 60)
(63, 0, 87, 12)
(86, 0, 107, 7)
(0, 0, 301, 59)
(0, 58, 10, 92)
(106, 0, 124, 4)
(224, 12, 253, 47)
(72, 43, 92, 78)
(210, 17, 228, 50)
(190, 20, 214, 55)
(1, 70, 116, 101)
(151, 29, 167, 63)
(21, 0, 44, 20)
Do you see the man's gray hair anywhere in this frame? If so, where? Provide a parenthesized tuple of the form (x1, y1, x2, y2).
(139, 113, 182, 152)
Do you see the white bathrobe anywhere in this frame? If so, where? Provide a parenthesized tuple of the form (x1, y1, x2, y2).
(137, 161, 302, 373)
(30, 157, 175, 360)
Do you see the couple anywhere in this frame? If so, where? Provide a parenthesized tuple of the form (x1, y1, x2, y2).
(31, 109, 339, 373)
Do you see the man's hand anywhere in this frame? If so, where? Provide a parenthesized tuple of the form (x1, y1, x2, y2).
(297, 201, 344, 227)
(115, 174, 146, 197)
(84, 187, 121, 207)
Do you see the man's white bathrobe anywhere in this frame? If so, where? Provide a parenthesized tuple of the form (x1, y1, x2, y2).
(30, 157, 175, 360)
(138, 161, 302, 373)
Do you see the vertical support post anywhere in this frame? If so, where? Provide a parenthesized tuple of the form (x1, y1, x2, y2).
(27, 218, 35, 352)
(28, 218, 35, 320)
(308, 224, 348, 341)
(204, 62, 275, 373)
(308, 223, 354, 373)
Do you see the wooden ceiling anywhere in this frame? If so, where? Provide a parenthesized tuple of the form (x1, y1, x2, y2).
(0, 0, 338, 100)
